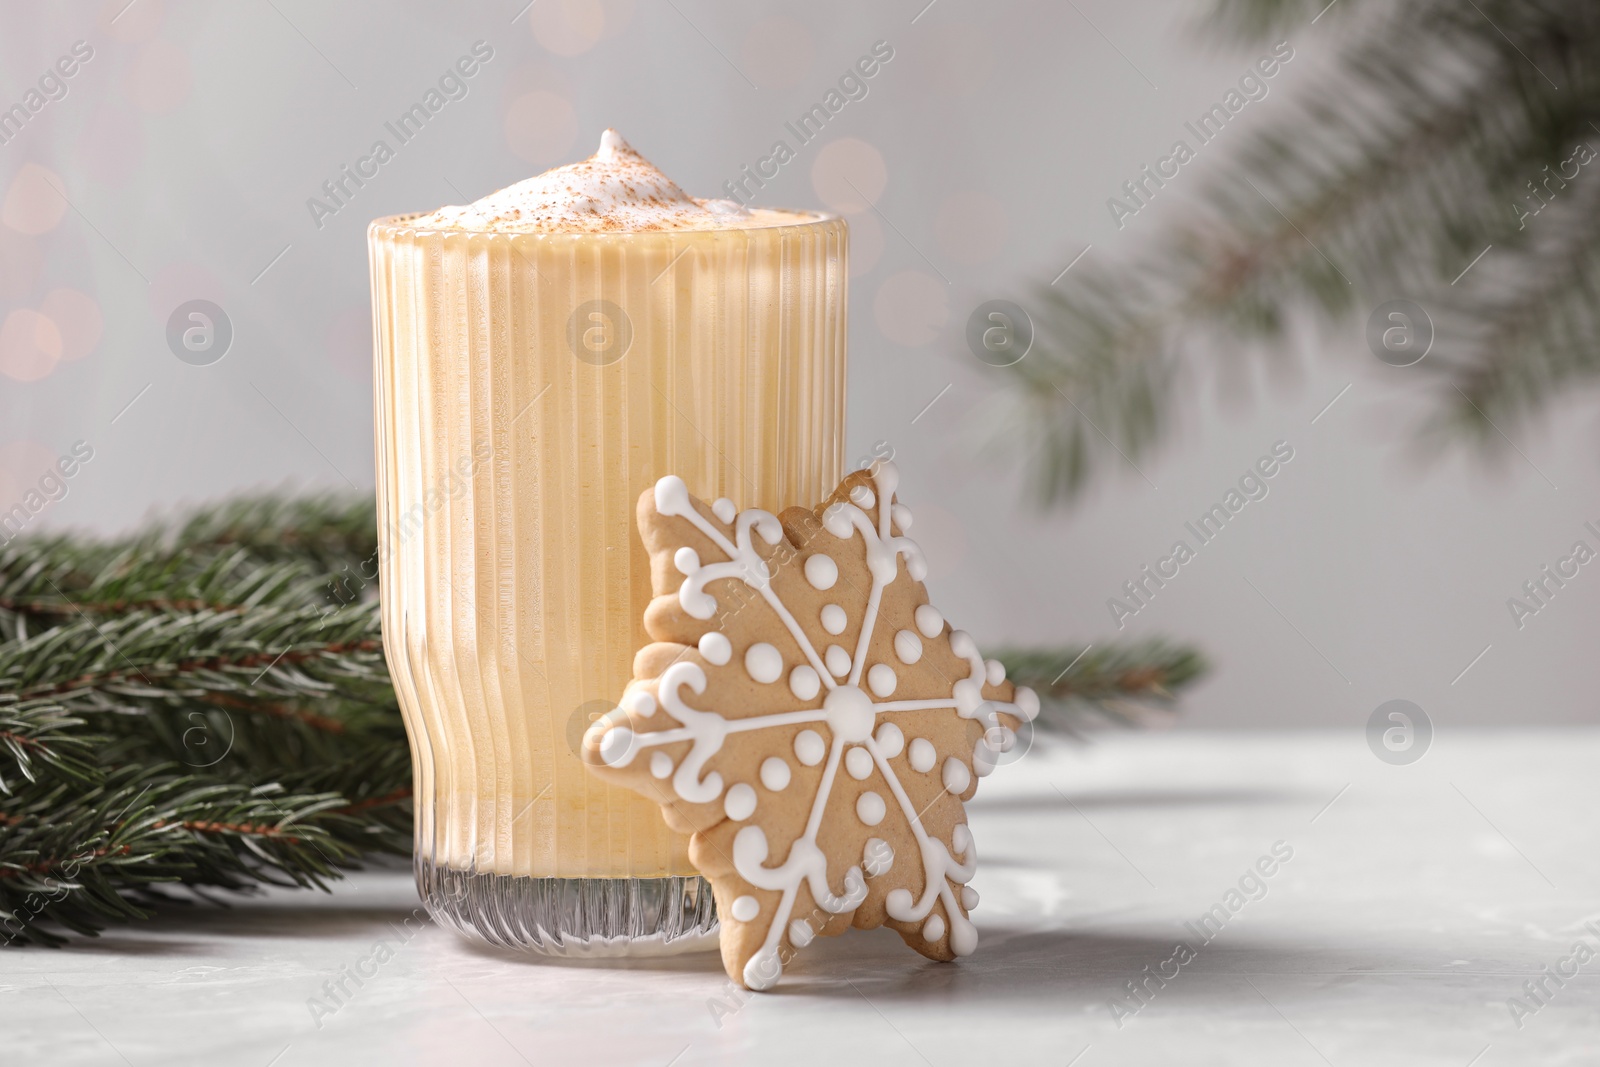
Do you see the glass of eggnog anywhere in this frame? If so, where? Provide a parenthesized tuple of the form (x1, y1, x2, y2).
(368, 130, 846, 955)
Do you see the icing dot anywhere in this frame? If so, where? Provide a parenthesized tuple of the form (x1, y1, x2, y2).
(744, 642, 783, 684)
(794, 729, 826, 766)
(867, 663, 897, 698)
(820, 604, 848, 635)
(961, 886, 980, 910)
(863, 837, 894, 876)
(825, 644, 851, 677)
(622, 689, 656, 716)
(1015, 686, 1040, 720)
(894, 629, 923, 665)
(986, 658, 1006, 686)
(731, 894, 759, 922)
(923, 914, 946, 942)
(650, 752, 673, 778)
(804, 554, 838, 590)
(712, 497, 737, 524)
(914, 604, 943, 639)
(874, 722, 904, 759)
(974, 730, 1007, 777)
(724, 783, 757, 821)
(744, 947, 783, 990)
(943, 757, 972, 794)
(950, 919, 978, 957)
(845, 745, 873, 780)
(891, 502, 913, 530)
(952, 823, 973, 856)
(856, 790, 886, 826)
(788, 664, 821, 701)
(760, 756, 791, 791)
(849, 484, 876, 509)
(788, 918, 814, 947)
(673, 546, 700, 575)
(908, 737, 936, 773)
(599, 727, 635, 767)
(698, 632, 732, 666)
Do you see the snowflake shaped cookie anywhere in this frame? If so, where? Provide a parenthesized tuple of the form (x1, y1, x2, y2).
(584, 462, 1038, 989)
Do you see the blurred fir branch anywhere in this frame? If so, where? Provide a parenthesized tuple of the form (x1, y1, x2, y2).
(1003, 0, 1600, 504)
(996, 641, 1207, 735)
(0, 491, 1202, 944)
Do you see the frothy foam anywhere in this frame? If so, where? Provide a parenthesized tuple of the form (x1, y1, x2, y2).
(411, 129, 803, 233)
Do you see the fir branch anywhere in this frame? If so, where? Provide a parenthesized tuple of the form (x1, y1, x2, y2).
(995, 641, 1207, 733)
(1001, 0, 1600, 504)
(0, 701, 102, 794)
(0, 766, 408, 945)
(159, 493, 379, 571)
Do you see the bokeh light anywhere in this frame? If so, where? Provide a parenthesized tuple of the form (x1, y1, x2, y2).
(2, 164, 68, 236)
(0, 308, 64, 382)
(810, 138, 886, 214)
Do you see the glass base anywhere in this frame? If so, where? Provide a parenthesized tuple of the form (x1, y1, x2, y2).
(416, 857, 721, 957)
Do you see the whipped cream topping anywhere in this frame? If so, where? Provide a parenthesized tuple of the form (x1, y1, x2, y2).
(412, 129, 779, 233)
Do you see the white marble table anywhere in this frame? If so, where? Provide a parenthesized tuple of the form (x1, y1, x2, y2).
(5, 730, 1596, 1067)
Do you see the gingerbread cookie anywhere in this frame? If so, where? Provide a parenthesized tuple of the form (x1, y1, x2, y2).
(584, 461, 1038, 989)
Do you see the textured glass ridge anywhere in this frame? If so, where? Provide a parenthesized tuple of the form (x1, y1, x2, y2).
(416, 858, 719, 956)
(369, 212, 846, 951)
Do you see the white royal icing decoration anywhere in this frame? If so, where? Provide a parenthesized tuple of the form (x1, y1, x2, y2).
(793, 729, 825, 766)
(600, 726, 635, 767)
(725, 783, 757, 820)
(863, 837, 894, 876)
(942, 757, 971, 795)
(804, 554, 838, 590)
(699, 631, 732, 666)
(788, 665, 821, 701)
(961, 886, 979, 910)
(875, 722, 904, 759)
(986, 659, 1006, 686)
(607, 463, 1038, 988)
(760, 757, 791, 791)
(745, 642, 783, 684)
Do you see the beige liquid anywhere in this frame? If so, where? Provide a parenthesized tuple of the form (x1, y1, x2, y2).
(369, 212, 847, 879)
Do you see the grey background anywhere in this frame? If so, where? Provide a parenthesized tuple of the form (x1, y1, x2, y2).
(2, 0, 1595, 730)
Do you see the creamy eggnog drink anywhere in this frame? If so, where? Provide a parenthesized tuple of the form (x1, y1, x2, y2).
(369, 131, 846, 954)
